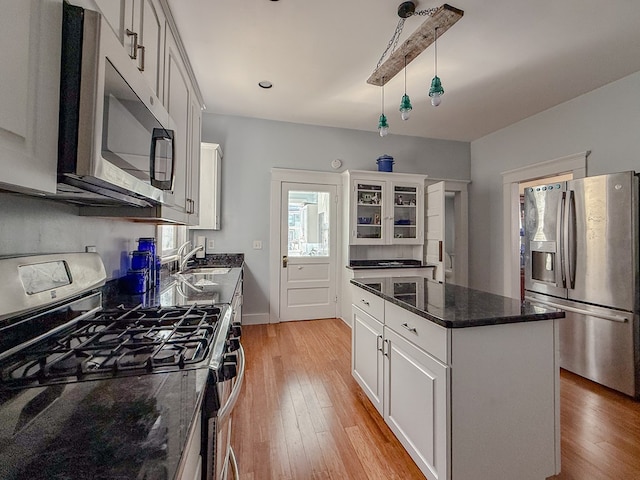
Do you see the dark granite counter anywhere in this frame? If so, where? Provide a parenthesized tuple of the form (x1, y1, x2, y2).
(106, 265, 243, 309)
(347, 259, 434, 270)
(351, 276, 564, 328)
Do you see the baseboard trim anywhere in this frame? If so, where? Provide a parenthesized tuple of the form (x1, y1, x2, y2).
(241, 313, 271, 325)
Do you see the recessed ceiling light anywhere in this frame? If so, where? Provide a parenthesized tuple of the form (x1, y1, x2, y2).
(258, 81, 273, 89)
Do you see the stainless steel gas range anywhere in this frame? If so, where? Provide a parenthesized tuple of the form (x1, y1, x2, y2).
(0, 253, 243, 480)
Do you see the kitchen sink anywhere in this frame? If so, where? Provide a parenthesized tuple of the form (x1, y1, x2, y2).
(184, 267, 231, 275)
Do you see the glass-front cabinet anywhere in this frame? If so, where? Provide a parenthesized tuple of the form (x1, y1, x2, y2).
(350, 176, 424, 245)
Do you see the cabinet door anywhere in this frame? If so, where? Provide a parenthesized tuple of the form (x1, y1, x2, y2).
(351, 180, 386, 245)
(187, 94, 202, 224)
(384, 326, 449, 480)
(94, 0, 130, 42)
(391, 182, 423, 245)
(0, 0, 61, 194)
(352, 305, 384, 414)
(135, 0, 164, 99)
(164, 29, 190, 214)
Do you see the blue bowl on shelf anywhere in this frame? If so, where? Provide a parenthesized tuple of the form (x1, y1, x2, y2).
(394, 219, 411, 225)
(358, 217, 373, 224)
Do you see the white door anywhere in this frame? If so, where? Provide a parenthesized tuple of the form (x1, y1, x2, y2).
(426, 182, 446, 283)
(279, 183, 338, 321)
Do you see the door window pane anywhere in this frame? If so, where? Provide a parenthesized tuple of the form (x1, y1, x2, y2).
(287, 190, 330, 257)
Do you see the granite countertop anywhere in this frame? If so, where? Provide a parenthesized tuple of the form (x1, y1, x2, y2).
(351, 276, 565, 328)
(347, 259, 435, 270)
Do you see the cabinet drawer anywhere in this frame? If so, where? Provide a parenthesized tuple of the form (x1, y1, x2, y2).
(385, 301, 448, 363)
(351, 285, 384, 320)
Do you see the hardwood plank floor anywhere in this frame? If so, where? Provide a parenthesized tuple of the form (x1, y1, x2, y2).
(232, 318, 640, 479)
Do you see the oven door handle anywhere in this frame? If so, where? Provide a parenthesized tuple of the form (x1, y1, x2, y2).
(217, 343, 245, 422)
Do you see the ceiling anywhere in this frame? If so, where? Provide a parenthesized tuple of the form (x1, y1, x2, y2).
(167, 0, 640, 142)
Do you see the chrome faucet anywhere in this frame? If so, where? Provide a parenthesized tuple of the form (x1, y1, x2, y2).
(179, 244, 204, 271)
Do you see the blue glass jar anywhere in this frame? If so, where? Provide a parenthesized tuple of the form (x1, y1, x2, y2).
(131, 250, 151, 271)
(127, 269, 148, 294)
(137, 238, 157, 288)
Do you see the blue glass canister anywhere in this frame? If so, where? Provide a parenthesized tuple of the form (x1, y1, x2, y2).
(127, 269, 148, 294)
(131, 250, 152, 271)
(137, 238, 157, 288)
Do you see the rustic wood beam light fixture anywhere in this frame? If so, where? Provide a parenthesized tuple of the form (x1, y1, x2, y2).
(367, 3, 464, 87)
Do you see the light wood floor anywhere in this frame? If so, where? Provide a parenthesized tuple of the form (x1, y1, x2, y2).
(232, 318, 640, 479)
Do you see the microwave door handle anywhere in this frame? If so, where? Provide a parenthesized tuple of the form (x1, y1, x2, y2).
(567, 190, 577, 289)
(150, 128, 174, 190)
(558, 192, 567, 288)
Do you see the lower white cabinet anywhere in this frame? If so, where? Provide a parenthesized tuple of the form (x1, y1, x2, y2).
(351, 301, 448, 480)
(384, 326, 448, 480)
(351, 291, 559, 480)
(352, 305, 384, 414)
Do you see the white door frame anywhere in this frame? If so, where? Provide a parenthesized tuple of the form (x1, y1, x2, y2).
(500, 152, 588, 299)
(269, 168, 343, 323)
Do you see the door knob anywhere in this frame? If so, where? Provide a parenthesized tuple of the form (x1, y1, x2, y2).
(282, 255, 288, 268)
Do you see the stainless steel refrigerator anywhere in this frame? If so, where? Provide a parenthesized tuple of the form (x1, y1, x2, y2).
(524, 171, 639, 398)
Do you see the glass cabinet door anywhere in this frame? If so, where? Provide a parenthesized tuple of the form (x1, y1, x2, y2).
(392, 184, 419, 242)
(355, 182, 384, 242)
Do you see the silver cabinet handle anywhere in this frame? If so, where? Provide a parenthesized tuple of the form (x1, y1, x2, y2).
(126, 29, 138, 59)
(360, 299, 370, 306)
(383, 339, 389, 357)
(376, 334, 383, 352)
(401, 323, 417, 334)
(137, 44, 145, 71)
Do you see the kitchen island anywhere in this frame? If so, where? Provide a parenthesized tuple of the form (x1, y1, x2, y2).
(350, 277, 565, 480)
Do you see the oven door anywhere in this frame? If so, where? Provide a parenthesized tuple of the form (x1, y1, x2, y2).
(203, 344, 245, 480)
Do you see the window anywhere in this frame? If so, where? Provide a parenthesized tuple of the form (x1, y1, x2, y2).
(156, 225, 187, 260)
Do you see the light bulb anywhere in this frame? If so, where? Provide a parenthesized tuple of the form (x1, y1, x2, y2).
(401, 110, 411, 121)
(430, 92, 442, 107)
(379, 125, 389, 137)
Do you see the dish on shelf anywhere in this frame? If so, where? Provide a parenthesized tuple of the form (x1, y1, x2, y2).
(394, 219, 412, 225)
(358, 217, 373, 224)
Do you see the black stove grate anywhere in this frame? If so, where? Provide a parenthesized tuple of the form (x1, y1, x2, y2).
(0, 304, 223, 387)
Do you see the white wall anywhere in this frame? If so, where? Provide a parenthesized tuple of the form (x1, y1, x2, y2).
(0, 192, 155, 279)
(469, 70, 640, 295)
(198, 114, 471, 320)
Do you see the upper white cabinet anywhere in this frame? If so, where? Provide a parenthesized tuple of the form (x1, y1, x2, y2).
(0, 0, 61, 194)
(95, 0, 165, 100)
(347, 171, 426, 246)
(190, 143, 222, 230)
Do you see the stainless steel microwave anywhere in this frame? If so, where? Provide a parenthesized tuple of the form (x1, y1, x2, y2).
(57, 3, 176, 208)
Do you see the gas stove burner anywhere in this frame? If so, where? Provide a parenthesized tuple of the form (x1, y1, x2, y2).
(0, 303, 225, 387)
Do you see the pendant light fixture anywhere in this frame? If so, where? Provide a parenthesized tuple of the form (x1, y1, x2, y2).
(399, 55, 412, 120)
(378, 76, 389, 137)
(428, 26, 444, 107)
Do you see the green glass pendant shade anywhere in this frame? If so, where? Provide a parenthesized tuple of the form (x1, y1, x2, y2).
(399, 94, 412, 120)
(378, 113, 389, 137)
(429, 75, 444, 97)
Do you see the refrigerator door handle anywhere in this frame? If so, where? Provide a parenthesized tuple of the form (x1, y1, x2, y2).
(558, 192, 567, 288)
(567, 190, 577, 289)
(527, 298, 629, 323)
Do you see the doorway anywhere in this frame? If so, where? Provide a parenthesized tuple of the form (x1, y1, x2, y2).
(269, 170, 342, 323)
(501, 152, 588, 299)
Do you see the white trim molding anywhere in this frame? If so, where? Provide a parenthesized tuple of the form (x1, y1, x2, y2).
(269, 168, 344, 323)
(501, 151, 589, 299)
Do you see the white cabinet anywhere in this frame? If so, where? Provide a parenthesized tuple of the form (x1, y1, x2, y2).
(351, 284, 560, 480)
(384, 326, 448, 480)
(191, 143, 222, 230)
(0, 0, 61, 194)
(164, 27, 201, 221)
(94, 0, 165, 100)
(349, 174, 425, 245)
(352, 306, 384, 413)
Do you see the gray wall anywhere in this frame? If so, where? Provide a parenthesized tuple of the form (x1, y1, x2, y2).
(0, 192, 155, 279)
(198, 114, 471, 319)
(469, 70, 640, 295)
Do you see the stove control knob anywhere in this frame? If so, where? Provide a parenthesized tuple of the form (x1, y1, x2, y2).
(227, 337, 240, 352)
(221, 352, 238, 380)
(230, 323, 242, 337)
